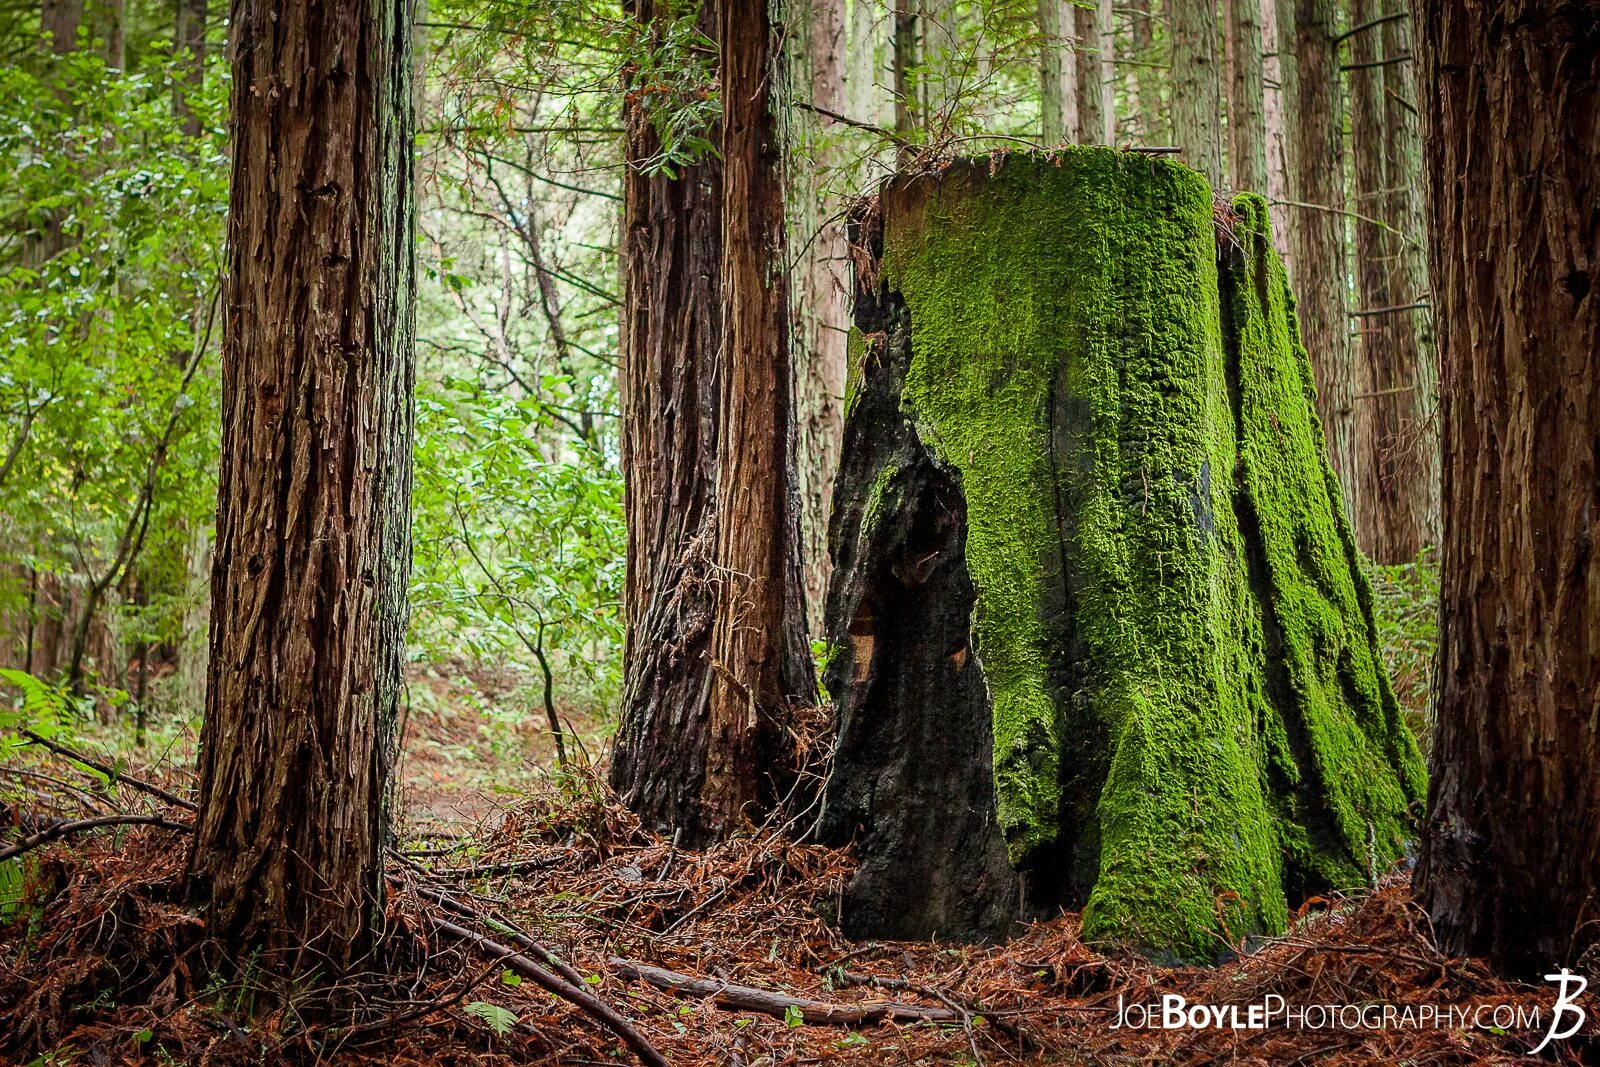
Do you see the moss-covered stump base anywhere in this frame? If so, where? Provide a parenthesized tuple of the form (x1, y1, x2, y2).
(816, 151, 1425, 961)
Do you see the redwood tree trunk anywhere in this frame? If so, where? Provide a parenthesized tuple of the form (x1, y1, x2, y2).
(700, 0, 815, 842)
(1227, 0, 1268, 192)
(610, 0, 726, 838)
(1038, 0, 1079, 144)
(187, 0, 414, 977)
(1412, 0, 1600, 978)
(1170, 0, 1224, 183)
(822, 153, 1423, 957)
(1285, 0, 1358, 519)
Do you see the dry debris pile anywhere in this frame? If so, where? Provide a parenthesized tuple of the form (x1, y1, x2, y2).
(1, 745, 1594, 1065)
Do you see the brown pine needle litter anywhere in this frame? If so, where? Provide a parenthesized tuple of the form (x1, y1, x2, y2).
(1, 758, 1596, 1066)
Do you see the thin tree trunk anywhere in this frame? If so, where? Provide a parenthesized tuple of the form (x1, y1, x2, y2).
(609, 0, 726, 840)
(893, 0, 918, 137)
(1170, 0, 1224, 183)
(188, 0, 414, 978)
(700, 0, 815, 842)
(791, 0, 849, 634)
(847, 0, 887, 128)
(40, 0, 81, 54)
(1038, 0, 1079, 143)
(1412, 0, 1600, 979)
(1379, 9, 1436, 556)
(1284, 0, 1357, 519)
(1129, 0, 1164, 143)
(1261, 0, 1292, 256)
(1346, 0, 1395, 559)
(1227, 0, 1267, 191)
(103, 0, 124, 68)
(1075, 0, 1112, 144)
(174, 0, 207, 136)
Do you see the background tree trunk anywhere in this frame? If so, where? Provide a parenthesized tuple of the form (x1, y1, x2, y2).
(1129, 0, 1163, 144)
(187, 0, 414, 977)
(790, 0, 850, 635)
(173, 0, 207, 136)
(1227, 0, 1267, 191)
(610, 0, 726, 839)
(40, 0, 81, 54)
(1170, 0, 1224, 183)
(699, 0, 815, 843)
(1346, 0, 1397, 559)
(1038, 0, 1079, 143)
(1377, 9, 1437, 556)
(1075, 0, 1112, 145)
(821, 152, 1423, 958)
(1412, 0, 1600, 979)
(1284, 0, 1357, 519)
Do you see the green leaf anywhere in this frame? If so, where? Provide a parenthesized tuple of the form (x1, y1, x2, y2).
(464, 1001, 518, 1036)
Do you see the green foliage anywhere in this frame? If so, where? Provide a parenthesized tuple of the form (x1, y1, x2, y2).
(1367, 549, 1439, 750)
(463, 1000, 519, 1035)
(0, 33, 227, 707)
(411, 377, 625, 714)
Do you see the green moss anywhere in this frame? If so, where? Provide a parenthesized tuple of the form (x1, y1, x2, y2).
(874, 153, 1423, 961)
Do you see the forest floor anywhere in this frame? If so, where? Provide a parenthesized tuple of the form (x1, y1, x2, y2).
(2, 697, 1596, 1067)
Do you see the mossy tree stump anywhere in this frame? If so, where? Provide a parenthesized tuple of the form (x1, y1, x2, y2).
(817, 151, 1425, 961)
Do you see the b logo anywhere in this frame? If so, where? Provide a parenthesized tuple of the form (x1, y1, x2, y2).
(1530, 968, 1587, 1054)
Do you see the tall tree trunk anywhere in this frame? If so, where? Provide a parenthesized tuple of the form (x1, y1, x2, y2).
(1346, 0, 1396, 559)
(699, 0, 815, 842)
(1170, 0, 1224, 183)
(1226, 0, 1267, 191)
(892, 0, 918, 138)
(174, 0, 207, 136)
(610, 0, 725, 838)
(821, 154, 1423, 955)
(187, 0, 414, 978)
(1283, 0, 1357, 519)
(1412, 0, 1600, 979)
(1378, 9, 1436, 554)
(1261, 0, 1292, 255)
(40, 0, 81, 53)
(847, 0, 886, 128)
(1038, 0, 1079, 143)
(1075, 0, 1112, 144)
(1129, 0, 1164, 143)
(790, 0, 849, 635)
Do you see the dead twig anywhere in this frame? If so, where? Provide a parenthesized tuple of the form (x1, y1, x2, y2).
(433, 918, 669, 1067)
(609, 957, 960, 1026)
(20, 730, 196, 812)
(0, 814, 192, 864)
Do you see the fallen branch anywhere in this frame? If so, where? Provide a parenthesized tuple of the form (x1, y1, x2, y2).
(400, 878, 587, 988)
(608, 957, 959, 1026)
(835, 970, 1028, 1045)
(433, 917, 668, 1067)
(21, 730, 196, 812)
(0, 814, 192, 864)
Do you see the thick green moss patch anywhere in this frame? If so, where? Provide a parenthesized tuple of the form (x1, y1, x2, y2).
(871, 152, 1423, 960)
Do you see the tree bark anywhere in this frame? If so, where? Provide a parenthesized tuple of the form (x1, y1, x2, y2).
(610, 0, 726, 839)
(821, 153, 1423, 957)
(790, 0, 850, 635)
(1283, 0, 1358, 520)
(174, 0, 207, 136)
(1346, 0, 1395, 560)
(187, 0, 414, 978)
(1129, 0, 1164, 144)
(1412, 0, 1600, 979)
(1227, 0, 1268, 192)
(1170, 0, 1224, 183)
(40, 0, 81, 54)
(1038, 0, 1079, 144)
(892, 0, 918, 138)
(1377, 9, 1436, 557)
(699, 0, 815, 843)
(1075, 0, 1113, 145)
